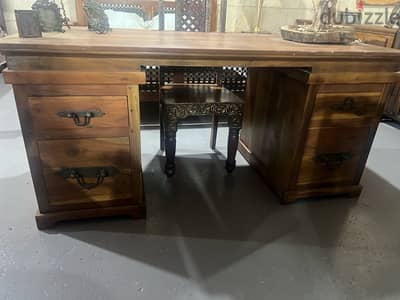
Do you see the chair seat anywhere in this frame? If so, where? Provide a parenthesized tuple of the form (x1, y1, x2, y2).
(159, 84, 245, 177)
(160, 85, 244, 105)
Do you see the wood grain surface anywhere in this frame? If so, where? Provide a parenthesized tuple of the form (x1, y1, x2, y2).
(29, 96, 129, 131)
(1, 27, 400, 61)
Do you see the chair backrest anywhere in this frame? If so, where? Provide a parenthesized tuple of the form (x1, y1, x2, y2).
(159, 66, 221, 87)
(158, 66, 248, 98)
(220, 67, 248, 97)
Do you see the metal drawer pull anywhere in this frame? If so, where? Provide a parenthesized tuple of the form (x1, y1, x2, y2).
(57, 167, 119, 190)
(330, 97, 365, 116)
(57, 110, 105, 127)
(314, 152, 353, 170)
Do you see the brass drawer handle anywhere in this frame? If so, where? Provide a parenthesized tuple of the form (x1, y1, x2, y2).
(57, 110, 105, 127)
(314, 152, 353, 170)
(330, 97, 365, 116)
(57, 166, 119, 190)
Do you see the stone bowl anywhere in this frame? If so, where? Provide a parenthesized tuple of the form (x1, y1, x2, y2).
(280, 25, 355, 44)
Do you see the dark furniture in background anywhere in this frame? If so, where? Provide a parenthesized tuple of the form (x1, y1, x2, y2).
(75, 0, 178, 30)
(0, 0, 7, 71)
(353, 25, 400, 122)
(159, 67, 244, 176)
(354, 25, 400, 48)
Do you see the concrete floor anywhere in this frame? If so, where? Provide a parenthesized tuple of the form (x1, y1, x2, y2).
(1, 77, 400, 300)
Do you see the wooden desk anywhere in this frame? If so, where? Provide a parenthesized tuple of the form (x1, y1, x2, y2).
(1, 28, 399, 228)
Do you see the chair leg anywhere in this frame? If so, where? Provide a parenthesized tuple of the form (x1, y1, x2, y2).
(210, 114, 218, 150)
(165, 130, 177, 177)
(226, 127, 240, 173)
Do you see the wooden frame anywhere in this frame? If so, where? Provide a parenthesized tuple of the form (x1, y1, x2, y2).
(0, 0, 6, 34)
(75, 0, 87, 26)
(363, 0, 400, 5)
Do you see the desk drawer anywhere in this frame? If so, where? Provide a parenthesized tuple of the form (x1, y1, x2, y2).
(296, 126, 371, 187)
(29, 96, 129, 133)
(38, 137, 134, 209)
(311, 92, 381, 125)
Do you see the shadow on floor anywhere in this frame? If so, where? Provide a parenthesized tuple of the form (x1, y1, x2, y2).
(42, 153, 394, 280)
(381, 119, 400, 130)
(0, 130, 22, 139)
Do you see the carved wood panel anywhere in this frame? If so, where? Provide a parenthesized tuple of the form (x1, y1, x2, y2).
(175, 0, 207, 32)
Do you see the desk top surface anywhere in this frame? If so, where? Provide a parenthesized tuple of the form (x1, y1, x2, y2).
(1, 27, 400, 61)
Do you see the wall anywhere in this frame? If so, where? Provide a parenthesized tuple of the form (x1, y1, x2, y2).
(225, 0, 396, 33)
(225, 0, 314, 33)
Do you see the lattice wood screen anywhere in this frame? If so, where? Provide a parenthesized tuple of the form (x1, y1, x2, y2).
(159, 67, 218, 85)
(175, 0, 208, 32)
(140, 65, 160, 93)
(158, 66, 248, 95)
(221, 67, 248, 95)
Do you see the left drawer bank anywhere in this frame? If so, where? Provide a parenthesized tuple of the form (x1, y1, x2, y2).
(4, 70, 146, 229)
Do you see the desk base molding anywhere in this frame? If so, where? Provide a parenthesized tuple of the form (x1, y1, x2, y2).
(238, 140, 363, 203)
(35, 205, 146, 230)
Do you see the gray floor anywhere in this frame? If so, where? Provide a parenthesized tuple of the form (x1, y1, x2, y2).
(1, 77, 400, 300)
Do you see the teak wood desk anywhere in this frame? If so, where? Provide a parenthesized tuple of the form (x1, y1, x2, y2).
(0, 28, 399, 228)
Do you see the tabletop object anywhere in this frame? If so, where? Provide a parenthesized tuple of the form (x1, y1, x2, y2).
(15, 10, 42, 38)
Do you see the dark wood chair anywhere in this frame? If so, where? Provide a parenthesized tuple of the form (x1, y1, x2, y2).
(159, 66, 244, 176)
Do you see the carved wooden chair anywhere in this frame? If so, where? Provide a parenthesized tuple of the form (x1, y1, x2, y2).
(159, 66, 244, 176)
